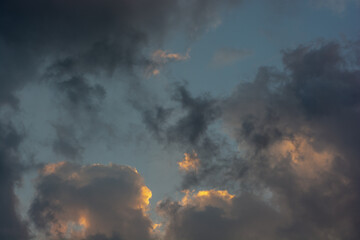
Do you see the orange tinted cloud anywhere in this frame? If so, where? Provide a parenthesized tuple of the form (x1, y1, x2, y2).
(137, 186, 152, 212)
(146, 49, 190, 77)
(152, 49, 190, 63)
(269, 136, 334, 184)
(42, 161, 66, 175)
(180, 189, 235, 211)
(178, 151, 200, 172)
(31, 162, 154, 240)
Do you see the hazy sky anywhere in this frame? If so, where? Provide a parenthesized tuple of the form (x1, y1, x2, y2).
(1, 0, 360, 239)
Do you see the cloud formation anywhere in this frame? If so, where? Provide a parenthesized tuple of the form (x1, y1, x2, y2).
(218, 40, 360, 239)
(158, 190, 284, 240)
(147, 39, 360, 240)
(29, 162, 154, 240)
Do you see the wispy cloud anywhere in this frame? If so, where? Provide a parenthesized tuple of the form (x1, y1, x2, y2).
(211, 48, 252, 68)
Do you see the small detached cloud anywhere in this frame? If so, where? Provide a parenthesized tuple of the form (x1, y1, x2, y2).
(211, 48, 252, 68)
(146, 49, 190, 77)
(178, 151, 200, 172)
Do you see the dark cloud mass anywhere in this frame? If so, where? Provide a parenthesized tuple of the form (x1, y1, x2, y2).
(0, 1, 244, 239)
(153, 40, 360, 240)
(1, 0, 359, 239)
(218, 41, 360, 239)
(158, 191, 285, 240)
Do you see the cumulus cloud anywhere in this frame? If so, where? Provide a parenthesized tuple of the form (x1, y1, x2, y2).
(29, 162, 154, 240)
(158, 190, 285, 240)
(145, 39, 360, 240)
(218, 40, 360, 239)
(0, 1, 246, 238)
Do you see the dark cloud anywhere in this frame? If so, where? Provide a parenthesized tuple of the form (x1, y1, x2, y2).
(0, 124, 29, 240)
(158, 190, 285, 240)
(52, 124, 84, 161)
(0, 0, 243, 107)
(139, 83, 237, 189)
(0, 0, 243, 167)
(143, 39, 360, 240)
(167, 84, 221, 146)
(218, 40, 360, 239)
(29, 162, 154, 240)
(55, 76, 106, 114)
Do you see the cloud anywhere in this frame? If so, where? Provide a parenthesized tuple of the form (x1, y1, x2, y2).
(211, 48, 252, 67)
(139, 83, 243, 189)
(0, 0, 243, 166)
(52, 124, 84, 161)
(158, 190, 285, 240)
(0, 2, 245, 237)
(0, 124, 29, 240)
(0, 0, 243, 108)
(178, 151, 200, 172)
(218, 40, 360, 239)
(142, 39, 360, 240)
(146, 49, 190, 77)
(29, 162, 154, 240)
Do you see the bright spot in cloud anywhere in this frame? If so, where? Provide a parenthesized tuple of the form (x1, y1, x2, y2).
(178, 151, 200, 172)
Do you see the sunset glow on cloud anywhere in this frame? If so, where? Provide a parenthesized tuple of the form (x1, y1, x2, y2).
(178, 151, 200, 172)
(0, 0, 359, 240)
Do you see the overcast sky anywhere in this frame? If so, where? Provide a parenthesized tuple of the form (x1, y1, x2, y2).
(1, 0, 360, 239)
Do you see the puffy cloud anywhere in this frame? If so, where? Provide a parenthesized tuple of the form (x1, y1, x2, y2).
(29, 162, 154, 240)
(219, 40, 360, 239)
(148, 39, 360, 240)
(158, 190, 285, 240)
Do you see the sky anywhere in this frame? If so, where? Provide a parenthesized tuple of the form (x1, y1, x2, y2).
(0, 0, 360, 239)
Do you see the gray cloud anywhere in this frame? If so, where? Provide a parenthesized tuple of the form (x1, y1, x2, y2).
(52, 124, 84, 161)
(147, 39, 360, 240)
(158, 191, 285, 240)
(29, 162, 154, 240)
(0, 124, 29, 240)
(218, 40, 360, 239)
